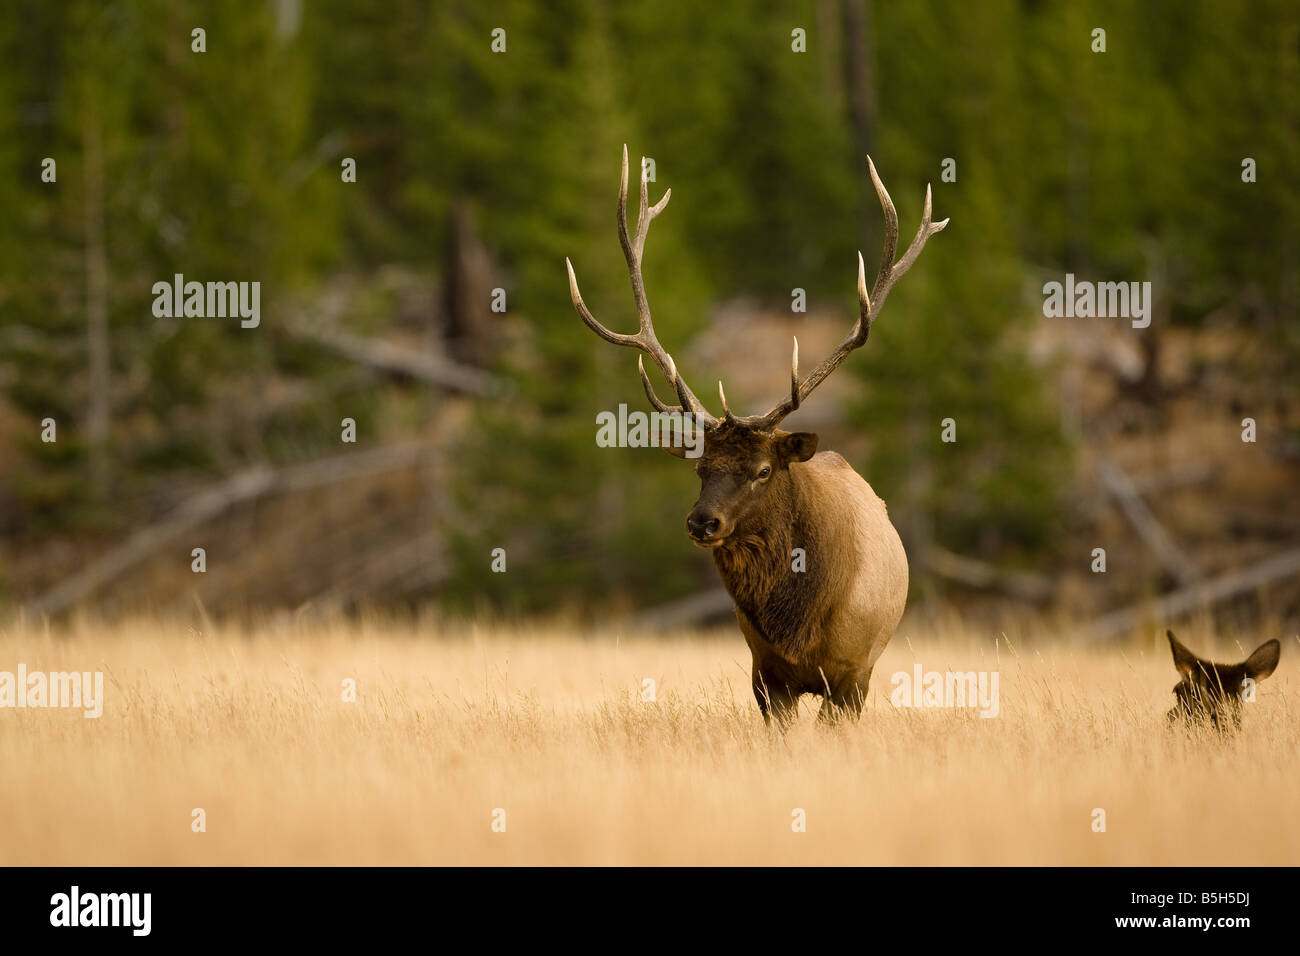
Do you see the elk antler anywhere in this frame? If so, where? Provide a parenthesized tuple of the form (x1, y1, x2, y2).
(735, 156, 947, 432)
(566, 145, 715, 425)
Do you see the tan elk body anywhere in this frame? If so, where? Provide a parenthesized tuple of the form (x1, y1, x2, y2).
(567, 147, 946, 723)
(709, 437, 909, 722)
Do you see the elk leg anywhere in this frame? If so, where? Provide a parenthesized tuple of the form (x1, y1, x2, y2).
(753, 669, 800, 727)
(818, 667, 873, 723)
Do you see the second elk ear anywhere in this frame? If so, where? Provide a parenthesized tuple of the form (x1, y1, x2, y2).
(1244, 639, 1281, 682)
(1167, 630, 1205, 677)
(777, 432, 819, 466)
(650, 412, 702, 459)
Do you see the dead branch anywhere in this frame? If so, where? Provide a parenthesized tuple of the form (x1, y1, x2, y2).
(633, 588, 735, 631)
(924, 545, 1054, 603)
(1075, 546, 1300, 643)
(1098, 456, 1200, 586)
(285, 320, 505, 396)
(1127, 462, 1219, 495)
(291, 531, 449, 617)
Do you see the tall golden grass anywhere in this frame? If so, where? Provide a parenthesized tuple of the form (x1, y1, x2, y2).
(1, 612, 1295, 865)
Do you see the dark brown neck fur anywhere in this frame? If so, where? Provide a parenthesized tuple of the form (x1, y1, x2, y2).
(711, 468, 827, 653)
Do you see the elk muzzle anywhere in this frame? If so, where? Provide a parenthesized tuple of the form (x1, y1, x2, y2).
(686, 508, 724, 545)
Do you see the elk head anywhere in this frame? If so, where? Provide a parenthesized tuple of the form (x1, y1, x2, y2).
(565, 146, 946, 548)
(1166, 630, 1280, 730)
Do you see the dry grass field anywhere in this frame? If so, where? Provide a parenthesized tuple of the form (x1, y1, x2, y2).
(1, 612, 1297, 866)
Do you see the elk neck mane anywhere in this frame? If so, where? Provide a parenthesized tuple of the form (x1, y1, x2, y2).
(710, 464, 830, 655)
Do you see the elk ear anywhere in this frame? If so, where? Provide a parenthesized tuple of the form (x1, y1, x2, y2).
(651, 418, 695, 459)
(776, 431, 818, 465)
(1168, 630, 1204, 677)
(1243, 639, 1280, 682)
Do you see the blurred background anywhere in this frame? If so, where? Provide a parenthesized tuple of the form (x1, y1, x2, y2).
(0, 0, 1297, 633)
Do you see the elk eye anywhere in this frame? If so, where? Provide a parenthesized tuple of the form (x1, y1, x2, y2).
(756, 465, 771, 480)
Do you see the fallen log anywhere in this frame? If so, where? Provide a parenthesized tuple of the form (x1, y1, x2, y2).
(633, 588, 734, 631)
(1075, 547, 1300, 643)
(285, 320, 505, 397)
(22, 442, 431, 619)
(924, 545, 1054, 603)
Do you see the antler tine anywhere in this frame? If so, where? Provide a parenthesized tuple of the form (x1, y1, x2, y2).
(889, 184, 949, 287)
(566, 257, 638, 347)
(718, 380, 736, 424)
(616, 144, 671, 250)
(638, 355, 678, 414)
(865, 175, 948, 326)
(745, 157, 946, 431)
(790, 336, 800, 412)
(666, 354, 697, 412)
(617, 145, 633, 271)
(636, 353, 697, 416)
(567, 146, 715, 428)
(866, 156, 899, 304)
(636, 146, 649, 250)
(856, 251, 871, 330)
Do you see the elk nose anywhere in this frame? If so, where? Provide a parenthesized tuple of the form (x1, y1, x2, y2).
(686, 512, 721, 540)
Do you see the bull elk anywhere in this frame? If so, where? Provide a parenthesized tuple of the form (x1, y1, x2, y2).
(566, 146, 947, 724)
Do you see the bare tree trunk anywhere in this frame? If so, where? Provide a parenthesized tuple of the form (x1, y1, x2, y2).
(271, 0, 302, 39)
(842, 0, 879, 250)
(815, 0, 842, 105)
(904, 401, 934, 610)
(442, 201, 497, 367)
(842, 0, 876, 159)
(1065, 3, 1089, 271)
(1060, 324, 1084, 439)
(82, 106, 110, 501)
(1277, 12, 1299, 328)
